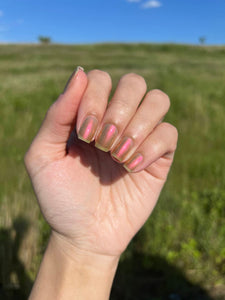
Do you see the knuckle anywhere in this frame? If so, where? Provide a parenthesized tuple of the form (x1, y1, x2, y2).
(169, 124, 179, 140)
(24, 144, 44, 175)
(161, 122, 177, 133)
(121, 73, 147, 92)
(149, 89, 170, 108)
(150, 140, 161, 156)
(161, 122, 178, 151)
(108, 98, 130, 115)
(88, 69, 112, 87)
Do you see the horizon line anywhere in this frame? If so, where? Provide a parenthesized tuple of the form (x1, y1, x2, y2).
(0, 41, 225, 47)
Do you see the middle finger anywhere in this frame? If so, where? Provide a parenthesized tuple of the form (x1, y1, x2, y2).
(95, 73, 147, 152)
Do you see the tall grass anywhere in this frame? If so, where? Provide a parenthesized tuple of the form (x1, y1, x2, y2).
(0, 44, 224, 299)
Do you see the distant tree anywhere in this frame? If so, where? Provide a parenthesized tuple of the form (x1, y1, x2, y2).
(38, 36, 51, 44)
(199, 36, 206, 45)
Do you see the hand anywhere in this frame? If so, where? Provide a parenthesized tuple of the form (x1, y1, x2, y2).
(25, 68, 178, 259)
(26, 68, 178, 299)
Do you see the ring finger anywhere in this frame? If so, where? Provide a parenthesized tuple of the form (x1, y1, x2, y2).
(111, 89, 170, 162)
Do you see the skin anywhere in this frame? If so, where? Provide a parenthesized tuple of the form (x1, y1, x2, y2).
(25, 68, 178, 300)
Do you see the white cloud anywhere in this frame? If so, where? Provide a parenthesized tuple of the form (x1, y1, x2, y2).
(142, 1, 162, 9)
(126, 0, 141, 2)
(0, 10, 3, 17)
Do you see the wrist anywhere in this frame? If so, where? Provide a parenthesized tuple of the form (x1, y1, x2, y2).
(30, 231, 120, 300)
(51, 230, 120, 271)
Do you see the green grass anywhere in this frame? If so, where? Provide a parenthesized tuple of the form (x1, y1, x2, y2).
(0, 43, 224, 299)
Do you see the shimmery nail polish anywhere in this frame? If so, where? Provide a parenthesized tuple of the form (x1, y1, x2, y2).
(63, 66, 84, 93)
(78, 116, 98, 143)
(124, 153, 143, 172)
(112, 137, 133, 162)
(95, 124, 118, 152)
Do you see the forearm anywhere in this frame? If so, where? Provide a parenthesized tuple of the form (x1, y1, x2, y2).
(29, 232, 119, 300)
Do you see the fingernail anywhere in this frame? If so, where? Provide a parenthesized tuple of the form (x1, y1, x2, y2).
(112, 137, 133, 162)
(123, 153, 143, 172)
(78, 116, 98, 143)
(95, 124, 118, 152)
(63, 66, 84, 93)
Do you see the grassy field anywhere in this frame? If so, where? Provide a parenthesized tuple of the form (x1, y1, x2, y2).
(0, 43, 225, 299)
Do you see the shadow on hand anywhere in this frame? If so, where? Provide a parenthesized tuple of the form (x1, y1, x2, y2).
(67, 131, 127, 185)
(0, 216, 32, 300)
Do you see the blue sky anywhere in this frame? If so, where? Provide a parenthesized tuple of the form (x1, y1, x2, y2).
(0, 0, 225, 44)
